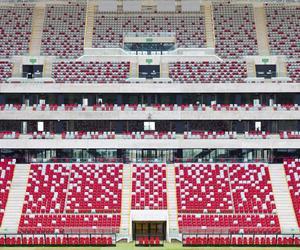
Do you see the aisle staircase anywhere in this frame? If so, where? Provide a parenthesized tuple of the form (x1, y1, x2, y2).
(84, 2, 95, 48)
(119, 164, 132, 242)
(0, 164, 30, 233)
(29, 3, 46, 56)
(204, 3, 215, 48)
(269, 164, 299, 233)
(167, 164, 180, 241)
(253, 4, 270, 56)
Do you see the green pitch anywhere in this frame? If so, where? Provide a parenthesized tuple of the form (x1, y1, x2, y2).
(0, 242, 300, 250)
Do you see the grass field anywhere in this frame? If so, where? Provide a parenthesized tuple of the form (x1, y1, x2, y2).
(0, 242, 300, 250)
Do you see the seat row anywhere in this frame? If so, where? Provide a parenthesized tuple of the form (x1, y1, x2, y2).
(137, 236, 161, 246)
(0, 235, 114, 246)
(183, 235, 300, 246)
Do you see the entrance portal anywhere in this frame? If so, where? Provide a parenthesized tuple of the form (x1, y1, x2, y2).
(132, 221, 166, 240)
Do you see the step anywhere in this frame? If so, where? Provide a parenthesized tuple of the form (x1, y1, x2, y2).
(0, 164, 30, 233)
(29, 4, 46, 56)
(269, 164, 299, 233)
(253, 3, 270, 56)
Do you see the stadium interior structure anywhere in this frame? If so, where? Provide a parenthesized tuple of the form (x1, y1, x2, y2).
(0, 0, 300, 247)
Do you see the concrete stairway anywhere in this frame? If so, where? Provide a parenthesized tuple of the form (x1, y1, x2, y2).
(253, 3, 270, 56)
(204, 2, 215, 48)
(29, 3, 46, 56)
(0, 164, 30, 233)
(160, 63, 169, 78)
(246, 60, 256, 78)
(119, 164, 132, 242)
(277, 59, 288, 78)
(167, 164, 180, 241)
(11, 58, 23, 78)
(269, 164, 299, 233)
(84, 2, 95, 48)
(130, 63, 138, 78)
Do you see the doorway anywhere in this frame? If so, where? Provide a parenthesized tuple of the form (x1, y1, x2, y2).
(132, 221, 166, 240)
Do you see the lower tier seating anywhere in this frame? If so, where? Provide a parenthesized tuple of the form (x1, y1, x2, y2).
(18, 214, 120, 234)
(178, 214, 280, 234)
(176, 163, 276, 213)
(131, 164, 167, 210)
(284, 159, 300, 227)
(0, 159, 15, 226)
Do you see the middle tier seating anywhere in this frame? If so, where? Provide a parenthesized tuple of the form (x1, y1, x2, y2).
(19, 163, 123, 233)
(169, 61, 247, 83)
(52, 61, 130, 83)
(131, 164, 167, 210)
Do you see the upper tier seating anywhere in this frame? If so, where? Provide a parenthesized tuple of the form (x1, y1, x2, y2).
(0, 159, 15, 226)
(0, 5, 33, 57)
(0, 62, 12, 82)
(265, 5, 300, 58)
(287, 61, 300, 83)
(66, 163, 123, 213)
(176, 163, 276, 213)
(284, 159, 300, 226)
(178, 214, 280, 234)
(131, 164, 167, 210)
(169, 61, 247, 83)
(213, 4, 258, 58)
(19, 214, 120, 234)
(52, 61, 130, 83)
(41, 4, 86, 58)
(93, 13, 205, 48)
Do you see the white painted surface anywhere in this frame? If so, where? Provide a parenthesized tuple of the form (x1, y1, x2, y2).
(269, 164, 300, 233)
(0, 164, 30, 233)
(0, 137, 299, 149)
